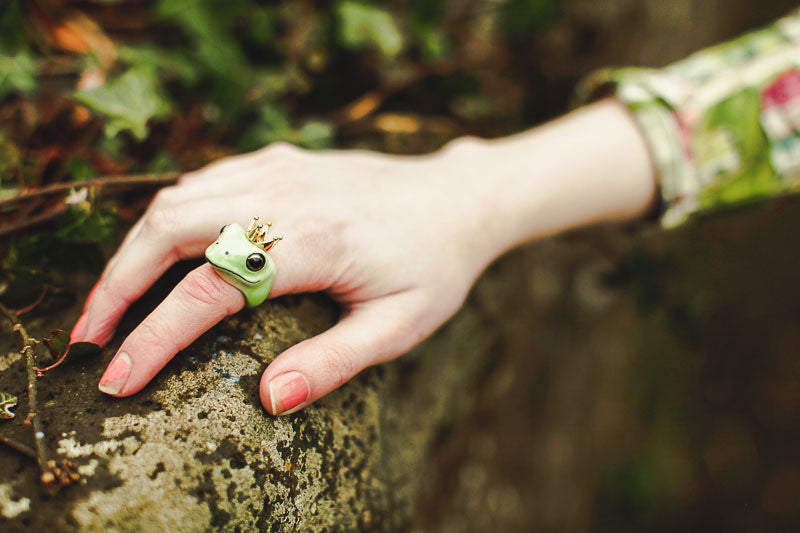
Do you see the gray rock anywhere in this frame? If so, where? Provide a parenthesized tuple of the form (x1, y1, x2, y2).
(0, 257, 511, 532)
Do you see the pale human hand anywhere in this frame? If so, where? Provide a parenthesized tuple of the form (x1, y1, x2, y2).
(72, 100, 656, 415)
(71, 142, 498, 415)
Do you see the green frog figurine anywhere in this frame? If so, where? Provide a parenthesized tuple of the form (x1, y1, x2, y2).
(205, 217, 281, 307)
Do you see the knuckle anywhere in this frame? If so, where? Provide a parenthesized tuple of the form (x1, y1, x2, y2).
(94, 279, 131, 308)
(176, 172, 195, 185)
(262, 141, 301, 160)
(320, 342, 358, 387)
(132, 319, 172, 355)
(144, 207, 181, 235)
(446, 135, 482, 151)
(180, 268, 233, 310)
(152, 186, 181, 207)
(439, 135, 483, 160)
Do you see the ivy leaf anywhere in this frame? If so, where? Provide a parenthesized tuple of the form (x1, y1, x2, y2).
(66, 342, 102, 359)
(65, 157, 98, 181)
(409, 0, 448, 58)
(73, 68, 172, 140)
(42, 329, 69, 359)
(56, 206, 118, 245)
(239, 107, 334, 151)
(154, 0, 247, 78)
(0, 51, 36, 99)
(297, 121, 334, 150)
(0, 392, 17, 420)
(0, 135, 20, 179)
(118, 45, 199, 86)
(502, 0, 559, 37)
(0, 1, 28, 52)
(336, 1, 404, 58)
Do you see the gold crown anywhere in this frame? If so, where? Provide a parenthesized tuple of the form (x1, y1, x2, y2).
(246, 216, 282, 252)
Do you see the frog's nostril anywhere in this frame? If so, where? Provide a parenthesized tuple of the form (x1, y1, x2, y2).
(224, 251, 229, 255)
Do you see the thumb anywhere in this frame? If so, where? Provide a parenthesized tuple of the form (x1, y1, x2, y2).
(260, 293, 426, 415)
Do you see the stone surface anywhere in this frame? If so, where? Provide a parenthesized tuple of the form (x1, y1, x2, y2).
(0, 253, 513, 532)
(2, 203, 800, 532)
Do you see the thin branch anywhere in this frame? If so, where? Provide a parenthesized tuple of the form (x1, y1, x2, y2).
(0, 171, 181, 237)
(33, 344, 69, 374)
(14, 285, 48, 316)
(0, 302, 50, 474)
(0, 171, 180, 207)
(0, 301, 80, 493)
(0, 433, 37, 459)
(0, 205, 68, 238)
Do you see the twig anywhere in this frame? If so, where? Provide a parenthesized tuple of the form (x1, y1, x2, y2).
(0, 206, 68, 237)
(0, 433, 37, 459)
(33, 344, 69, 374)
(0, 302, 81, 493)
(0, 171, 181, 237)
(0, 302, 50, 474)
(0, 171, 181, 207)
(14, 285, 48, 316)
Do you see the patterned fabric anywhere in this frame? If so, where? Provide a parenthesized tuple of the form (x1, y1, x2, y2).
(577, 8, 800, 227)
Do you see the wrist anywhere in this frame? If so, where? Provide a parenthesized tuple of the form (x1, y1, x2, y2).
(436, 100, 658, 260)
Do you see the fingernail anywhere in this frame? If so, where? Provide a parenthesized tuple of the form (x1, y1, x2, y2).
(70, 313, 89, 343)
(268, 372, 310, 415)
(99, 352, 131, 395)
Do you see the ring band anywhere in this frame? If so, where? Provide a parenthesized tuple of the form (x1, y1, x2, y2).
(204, 217, 281, 307)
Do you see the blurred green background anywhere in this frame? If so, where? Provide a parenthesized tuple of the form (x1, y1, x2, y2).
(1, 0, 800, 531)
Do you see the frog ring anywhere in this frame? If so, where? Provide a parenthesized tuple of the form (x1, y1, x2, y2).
(205, 217, 281, 307)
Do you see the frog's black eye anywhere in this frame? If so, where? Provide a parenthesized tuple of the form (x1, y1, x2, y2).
(219, 224, 228, 234)
(246, 253, 265, 272)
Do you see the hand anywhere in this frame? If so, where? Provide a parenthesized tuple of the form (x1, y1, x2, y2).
(72, 142, 497, 415)
(73, 100, 656, 415)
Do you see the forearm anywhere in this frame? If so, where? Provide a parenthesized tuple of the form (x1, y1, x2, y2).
(444, 6, 800, 254)
(440, 100, 658, 258)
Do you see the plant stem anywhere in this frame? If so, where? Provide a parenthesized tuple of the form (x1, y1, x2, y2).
(0, 433, 37, 459)
(0, 302, 50, 475)
(0, 171, 181, 207)
(0, 171, 181, 237)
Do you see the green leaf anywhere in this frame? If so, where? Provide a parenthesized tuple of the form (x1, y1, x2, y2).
(42, 329, 69, 359)
(118, 45, 200, 86)
(56, 206, 118, 245)
(410, 0, 448, 58)
(502, 0, 559, 37)
(336, 1, 404, 58)
(66, 157, 97, 181)
(67, 342, 102, 359)
(0, 135, 20, 179)
(0, 1, 29, 51)
(155, 0, 248, 78)
(247, 6, 276, 45)
(0, 392, 17, 420)
(0, 187, 18, 201)
(0, 50, 36, 99)
(239, 106, 333, 151)
(297, 121, 334, 150)
(73, 68, 172, 140)
(147, 150, 180, 173)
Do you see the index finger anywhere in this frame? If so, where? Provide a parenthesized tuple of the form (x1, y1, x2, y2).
(97, 263, 244, 397)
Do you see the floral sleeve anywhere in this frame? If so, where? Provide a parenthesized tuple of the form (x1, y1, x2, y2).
(577, 8, 800, 228)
